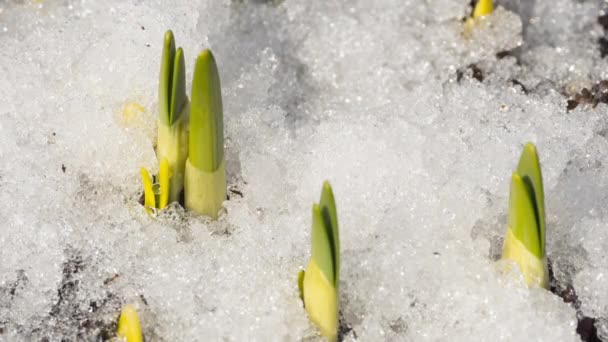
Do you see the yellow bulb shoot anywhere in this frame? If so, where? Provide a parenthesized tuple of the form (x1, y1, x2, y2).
(473, 0, 493, 18)
(302, 259, 339, 342)
(299, 182, 340, 341)
(501, 143, 549, 288)
(116, 304, 143, 342)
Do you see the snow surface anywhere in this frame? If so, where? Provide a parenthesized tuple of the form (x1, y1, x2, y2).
(1, 0, 608, 340)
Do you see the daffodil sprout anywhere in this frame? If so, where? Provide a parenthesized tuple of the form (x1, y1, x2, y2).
(117, 304, 143, 342)
(501, 143, 549, 288)
(184, 49, 226, 219)
(298, 181, 340, 342)
(472, 0, 493, 18)
(140, 158, 170, 214)
(464, 0, 494, 32)
(157, 30, 189, 204)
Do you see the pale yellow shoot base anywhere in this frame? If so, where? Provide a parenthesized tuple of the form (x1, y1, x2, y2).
(117, 304, 143, 342)
(303, 259, 338, 342)
(184, 158, 226, 219)
(157, 112, 189, 203)
(501, 228, 549, 288)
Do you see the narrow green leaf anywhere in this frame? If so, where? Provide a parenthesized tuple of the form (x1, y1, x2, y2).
(509, 172, 542, 258)
(516, 143, 545, 256)
(319, 181, 339, 287)
(159, 30, 176, 125)
(189, 50, 224, 172)
(311, 203, 335, 285)
(169, 47, 187, 125)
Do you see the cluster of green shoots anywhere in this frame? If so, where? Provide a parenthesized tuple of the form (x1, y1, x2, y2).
(294, 144, 548, 341)
(140, 30, 226, 219)
(126, 6, 551, 339)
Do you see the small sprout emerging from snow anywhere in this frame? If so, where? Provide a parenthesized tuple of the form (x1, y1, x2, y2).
(501, 143, 549, 288)
(184, 49, 227, 219)
(140, 158, 170, 214)
(299, 181, 340, 342)
(116, 304, 143, 342)
(464, 0, 494, 33)
(472, 0, 493, 18)
(157, 30, 189, 203)
(137, 31, 225, 219)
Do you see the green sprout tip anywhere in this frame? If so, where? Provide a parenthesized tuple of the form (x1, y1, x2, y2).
(501, 143, 549, 288)
(299, 181, 340, 342)
(184, 49, 226, 219)
(156, 29, 189, 204)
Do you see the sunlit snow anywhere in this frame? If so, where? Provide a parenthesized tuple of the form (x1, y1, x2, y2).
(1, 0, 608, 340)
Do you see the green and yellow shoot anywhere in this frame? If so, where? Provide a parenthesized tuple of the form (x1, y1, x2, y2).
(501, 143, 549, 288)
(140, 158, 170, 214)
(156, 30, 189, 204)
(184, 49, 226, 219)
(298, 181, 340, 342)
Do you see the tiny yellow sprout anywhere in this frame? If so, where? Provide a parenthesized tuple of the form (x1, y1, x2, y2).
(464, 0, 494, 33)
(116, 304, 143, 342)
(473, 0, 493, 18)
(140, 158, 170, 214)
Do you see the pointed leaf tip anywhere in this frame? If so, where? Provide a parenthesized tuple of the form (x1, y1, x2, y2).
(164, 30, 174, 47)
(189, 48, 224, 172)
(169, 47, 187, 125)
(159, 30, 176, 125)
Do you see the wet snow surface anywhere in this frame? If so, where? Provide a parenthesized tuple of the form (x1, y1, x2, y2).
(2, 0, 608, 340)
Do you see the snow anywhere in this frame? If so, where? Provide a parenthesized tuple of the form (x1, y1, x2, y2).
(1, 0, 608, 340)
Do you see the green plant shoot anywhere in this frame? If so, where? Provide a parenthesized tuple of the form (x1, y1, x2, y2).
(501, 143, 549, 288)
(140, 158, 170, 214)
(184, 49, 226, 219)
(157, 30, 189, 204)
(298, 181, 340, 342)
